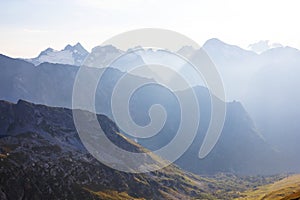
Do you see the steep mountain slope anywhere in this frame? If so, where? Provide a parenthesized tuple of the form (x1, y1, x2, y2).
(0, 54, 78, 107)
(203, 38, 257, 63)
(127, 85, 284, 175)
(0, 99, 221, 200)
(202, 38, 259, 101)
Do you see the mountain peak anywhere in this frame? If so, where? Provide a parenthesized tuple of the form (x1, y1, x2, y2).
(203, 38, 245, 50)
(203, 38, 256, 61)
(63, 42, 88, 55)
(74, 42, 84, 48)
(38, 47, 54, 57)
(203, 38, 225, 46)
(63, 44, 72, 50)
(27, 43, 89, 66)
(66, 42, 82, 49)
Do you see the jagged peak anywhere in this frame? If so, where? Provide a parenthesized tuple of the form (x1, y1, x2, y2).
(63, 44, 72, 50)
(37, 47, 54, 57)
(74, 42, 84, 48)
(63, 42, 88, 54)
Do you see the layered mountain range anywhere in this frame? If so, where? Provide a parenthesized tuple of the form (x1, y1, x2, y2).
(0, 46, 297, 175)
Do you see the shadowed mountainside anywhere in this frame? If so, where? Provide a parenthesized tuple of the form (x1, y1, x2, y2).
(0, 99, 216, 199)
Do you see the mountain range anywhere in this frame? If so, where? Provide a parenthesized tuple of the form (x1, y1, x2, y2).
(0, 48, 298, 175)
(2, 39, 300, 172)
(19, 39, 300, 163)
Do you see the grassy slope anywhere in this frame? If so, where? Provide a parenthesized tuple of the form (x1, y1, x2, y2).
(236, 174, 300, 200)
(83, 188, 146, 200)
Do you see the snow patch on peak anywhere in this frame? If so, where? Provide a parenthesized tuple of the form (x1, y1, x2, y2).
(27, 43, 89, 66)
(248, 40, 283, 54)
(64, 42, 88, 55)
(38, 50, 75, 65)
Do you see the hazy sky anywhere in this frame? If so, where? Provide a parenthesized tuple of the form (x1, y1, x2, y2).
(1, 0, 300, 58)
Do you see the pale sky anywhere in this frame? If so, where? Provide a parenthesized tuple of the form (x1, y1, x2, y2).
(1, 0, 300, 58)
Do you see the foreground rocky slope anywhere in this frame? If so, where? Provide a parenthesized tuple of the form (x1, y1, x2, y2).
(0, 100, 217, 199)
